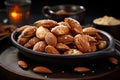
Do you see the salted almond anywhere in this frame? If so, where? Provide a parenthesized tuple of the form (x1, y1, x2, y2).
(57, 34, 74, 44)
(33, 66, 53, 73)
(98, 40, 107, 50)
(20, 26, 37, 38)
(24, 37, 40, 48)
(108, 57, 118, 65)
(45, 45, 60, 54)
(74, 34, 91, 53)
(64, 49, 83, 55)
(18, 60, 28, 69)
(33, 41, 46, 52)
(74, 67, 90, 72)
(56, 43, 70, 51)
(83, 27, 99, 35)
(64, 17, 83, 34)
(36, 26, 50, 40)
(16, 25, 29, 33)
(45, 32, 57, 47)
(51, 25, 69, 36)
(34, 19, 58, 28)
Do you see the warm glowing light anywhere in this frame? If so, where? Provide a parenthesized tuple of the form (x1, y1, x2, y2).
(7, 5, 30, 26)
(11, 12, 18, 18)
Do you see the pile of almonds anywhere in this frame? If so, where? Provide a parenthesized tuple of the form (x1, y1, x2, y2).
(16, 17, 107, 55)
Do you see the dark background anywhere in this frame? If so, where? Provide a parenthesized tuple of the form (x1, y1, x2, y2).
(0, 0, 120, 17)
(0, 0, 120, 24)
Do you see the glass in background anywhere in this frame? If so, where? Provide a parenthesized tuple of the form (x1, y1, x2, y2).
(4, 0, 32, 27)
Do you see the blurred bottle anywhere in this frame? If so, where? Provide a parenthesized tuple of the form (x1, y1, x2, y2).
(4, 0, 32, 27)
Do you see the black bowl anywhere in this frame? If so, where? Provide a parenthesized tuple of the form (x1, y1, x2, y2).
(42, 5, 86, 25)
(11, 29, 115, 66)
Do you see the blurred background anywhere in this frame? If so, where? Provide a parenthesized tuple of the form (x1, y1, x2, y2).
(0, 0, 119, 24)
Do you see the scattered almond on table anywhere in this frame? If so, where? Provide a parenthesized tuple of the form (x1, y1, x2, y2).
(74, 67, 90, 73)
(33, 66, 53, 74)
(108, 57, 118, 65)
(18, 60, 28, 69)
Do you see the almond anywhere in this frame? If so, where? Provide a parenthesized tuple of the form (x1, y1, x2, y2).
(34, 19, 58, 28)
(51, 25, 69, 36)
(33, 41, 46, 52)
(64, 17, 83, 34)
(24, 37, 40, 48)
(45, 45, 60, 54)
(16, 25, 29, 33)
(20, 26, 37, 38)
(108, 57, 118, 65)
(33, 66, 53, 73)
(36, 26, 50, 40)
(56, 43, 70, 51)
(57, 34, 74, 44)
(74, 34, 91, 53)
(74, 67, 90, 72)
(64, 49, 83, 55)
(18, 60, 28, 69)
(83, 27, 99, 35)
(45, 32, 57, 47)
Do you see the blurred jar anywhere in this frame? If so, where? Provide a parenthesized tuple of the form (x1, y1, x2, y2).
(4, 0, 32, 27)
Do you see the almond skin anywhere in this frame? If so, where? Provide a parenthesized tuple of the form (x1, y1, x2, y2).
(74, 67, 90, 72)
(45, 32, 57, 47)
(45, 45, 60, 54)
(18, 60, 28, 69)
(33, 66, 53, 73)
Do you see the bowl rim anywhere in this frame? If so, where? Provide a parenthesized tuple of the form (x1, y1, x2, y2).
(11, 29, 115, 58)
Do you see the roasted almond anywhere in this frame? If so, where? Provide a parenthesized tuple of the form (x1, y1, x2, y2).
(108, 57, 118, 65)
(36, 26, 50, 40)
(64, 49, 83, 55)
(33, 41, 46, 52)
(74, 67, 90, 72)
(51, 25, 69, 36)
(74, 34, 91, 53)
(57, 34, 74, 44)
(18, 60, 28, 69)
(20, 26, 37, 38)
(83, 27, 99, 35)
(16, 25, 29, 33)
(64, 17, 83, 34)
(45, 45, 60, 54)
(33, 66, 53, 73)
(56, 43, 70, 51)
(34, 19, 58, 28)
(45, 32, 57, 47)
(24, 37, 40, 48)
